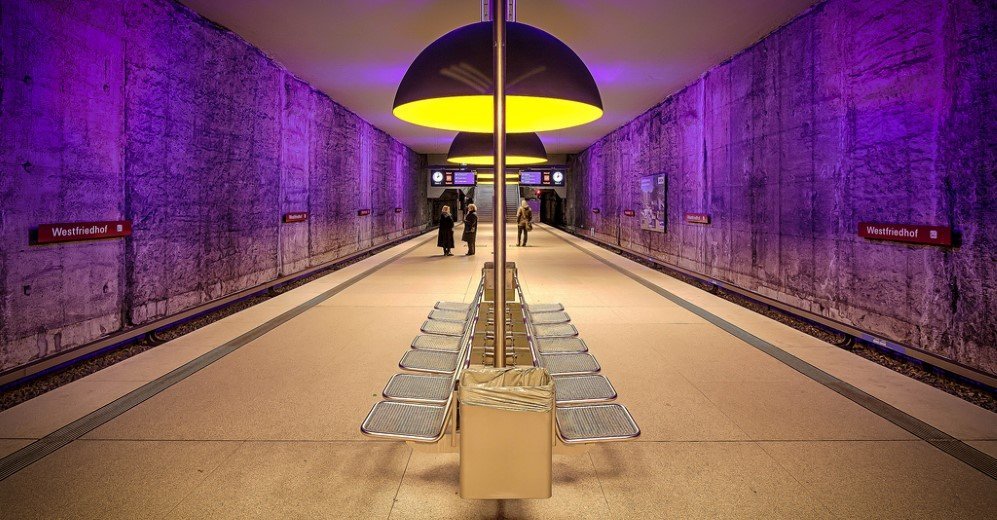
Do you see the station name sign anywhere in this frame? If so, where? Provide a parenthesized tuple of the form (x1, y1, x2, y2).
(357, 209, 371, 216)
(591, 208, 601, 214)
(685, 213, 711, 225)
(35, 220, 132, 244)
(283, 212, 308, 223)
(623, 209, 636, 217)
(858, 222, 952, 246)
(395, 207, 403, 213)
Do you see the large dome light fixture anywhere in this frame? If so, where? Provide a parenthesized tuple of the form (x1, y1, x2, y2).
(393, 21, 602, 133)
(447, 132, 547, 166)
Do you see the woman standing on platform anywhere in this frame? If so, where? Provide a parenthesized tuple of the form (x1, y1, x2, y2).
(438, 206, 455, 256)
(462, 204, 478, 256)
(516, 200, 533, 246)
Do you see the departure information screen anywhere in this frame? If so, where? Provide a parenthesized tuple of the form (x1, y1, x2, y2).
(519, 170, 565, 187)
(430, 169, 476, 187)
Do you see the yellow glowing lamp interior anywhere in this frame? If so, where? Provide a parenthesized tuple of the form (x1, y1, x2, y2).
(394, 95, 603, 132)
(447, 155, 547, 166)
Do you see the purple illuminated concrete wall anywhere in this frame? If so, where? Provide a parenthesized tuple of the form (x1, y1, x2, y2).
(0, 0, 429, 372)
(566, 0, 995, 374)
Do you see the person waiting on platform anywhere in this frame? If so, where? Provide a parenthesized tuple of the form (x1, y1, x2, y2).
(438, 206, 455, 256)
(463, 204, 478, 256)
(516, 199, 533, 246)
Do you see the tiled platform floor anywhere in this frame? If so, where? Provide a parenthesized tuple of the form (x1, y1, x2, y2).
(0, 224, 994, 519)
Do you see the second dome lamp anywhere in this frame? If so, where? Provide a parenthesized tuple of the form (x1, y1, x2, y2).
(447, 132, 547, 166)
(393, 21, 602, 133)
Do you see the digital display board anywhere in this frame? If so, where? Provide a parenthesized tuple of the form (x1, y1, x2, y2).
(519, 170, 565, 187)
(430, 169, 476, 187)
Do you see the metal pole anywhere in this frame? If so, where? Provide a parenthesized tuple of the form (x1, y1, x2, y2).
(492, 0, 507, 368)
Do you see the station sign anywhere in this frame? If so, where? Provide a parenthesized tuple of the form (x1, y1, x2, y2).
(623, 209, 636, 217)
(283, 212, 308, 223)
(35, 220, 131, 244)
(592, 208, 601, 214)
(685, 213, 711, 224)
(430, 169, 476, 187)
(357, 209, 372, 216)
(858, 222, 952, 246)
(519, 169, 565, 187)
(395, 207, 403, 213)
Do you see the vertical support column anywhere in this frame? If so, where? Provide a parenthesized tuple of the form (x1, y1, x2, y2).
(492, 0, 507, 368)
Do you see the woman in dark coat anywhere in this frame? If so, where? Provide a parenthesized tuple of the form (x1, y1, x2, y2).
(462, 204, 478, 256)
(438, 206, 455, 256)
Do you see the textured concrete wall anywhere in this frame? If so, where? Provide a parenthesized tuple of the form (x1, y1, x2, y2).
(0, 0, 429, 372)
(566, 0, 995, 374)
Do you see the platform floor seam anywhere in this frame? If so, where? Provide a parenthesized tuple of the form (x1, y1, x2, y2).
(544, 226, 997, 480)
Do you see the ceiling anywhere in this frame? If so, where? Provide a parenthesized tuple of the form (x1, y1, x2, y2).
(179, 0, 816, 155)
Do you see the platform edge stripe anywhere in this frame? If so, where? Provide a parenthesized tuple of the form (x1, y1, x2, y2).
(544, 226, 997, 480)
(0, 233, 438, 482)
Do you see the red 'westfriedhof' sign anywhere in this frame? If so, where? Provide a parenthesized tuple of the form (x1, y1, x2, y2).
(357, 209, 371, 216)
(283, 212, 309, 223)
(685, 213, 711, 224)
(858, 222, 952, 246)
(36, 221, 132, 244)
(623, 209, 636, 217)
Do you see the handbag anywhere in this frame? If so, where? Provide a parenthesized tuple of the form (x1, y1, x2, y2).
(526, 221, 533, 231)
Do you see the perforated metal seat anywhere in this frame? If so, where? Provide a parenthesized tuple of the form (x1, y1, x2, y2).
(540, 352, 600, 375)
(533, 323, 579, 338)
(536, 337, 588, 353)
(435, 301, 472, 312)
(428, 309, 470, 322)
(556, 403, 640, 443)
(399, 350, 459, 374)
(420, 319, 465, 336)
(383, 373, 453, 403)
(411, 334, 461, 351)
(530, 311, 570, 324)
(553, 375, 616, 404)
(528, 303, 564, 313)
(361, 401, 447, 442)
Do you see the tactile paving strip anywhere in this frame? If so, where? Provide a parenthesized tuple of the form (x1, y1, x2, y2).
(540, 352, 600, 375)
(428, 309, 469, 322)
(530, 311, 571, 324)
(361, 401, 447, 441)
(411, 334, 461, 351)
(528, 303, 564, 313)
(556, 403, 640, 443)
(536, 337, 588, 353)
(383, 374, 453, 403)
(400, 350, 459, 373)
(533, 323, 579, 338)
(435, 301, 471, 312)
(420, 320, 465, 336)
(553, 375, 616, 404)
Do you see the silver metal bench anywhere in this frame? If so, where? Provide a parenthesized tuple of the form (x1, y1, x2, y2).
(420, 319, 465, 336)
(361, 401, 448, 442)
(540, 352, 601, 375)
(553, 374, 616, 404)
(530, 311, 570, 324)
(435, 301, 471, 312)
(528, 303, 564, 313)
(533, 323, 579, 338)
(555, 403, 640, 443)
(411, 334, 461, 351)
(536, 337, 588, 353)
(428, 308, 472, 322)
(399, 349, 460, 374)
(383, 373, 453, 404)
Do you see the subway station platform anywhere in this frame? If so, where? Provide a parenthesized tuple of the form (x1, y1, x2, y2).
(0, 224, 994, 519)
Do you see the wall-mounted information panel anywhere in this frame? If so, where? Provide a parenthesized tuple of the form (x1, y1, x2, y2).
(430, 169, 476, 187)
(519, 169, 565, 187)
